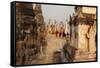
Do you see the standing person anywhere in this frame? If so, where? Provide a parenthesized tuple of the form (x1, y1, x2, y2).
(63, 42, 73, 62)
(65, 20, 70, 37)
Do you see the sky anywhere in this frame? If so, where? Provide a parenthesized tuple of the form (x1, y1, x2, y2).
(41, 4, 75, 24)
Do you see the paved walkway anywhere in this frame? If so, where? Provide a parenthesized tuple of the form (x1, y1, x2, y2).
(31, 34, 96, 64)
(42, 34, 66, 64)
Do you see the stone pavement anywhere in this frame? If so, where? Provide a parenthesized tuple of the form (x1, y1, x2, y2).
(31, 34, 96, 64)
